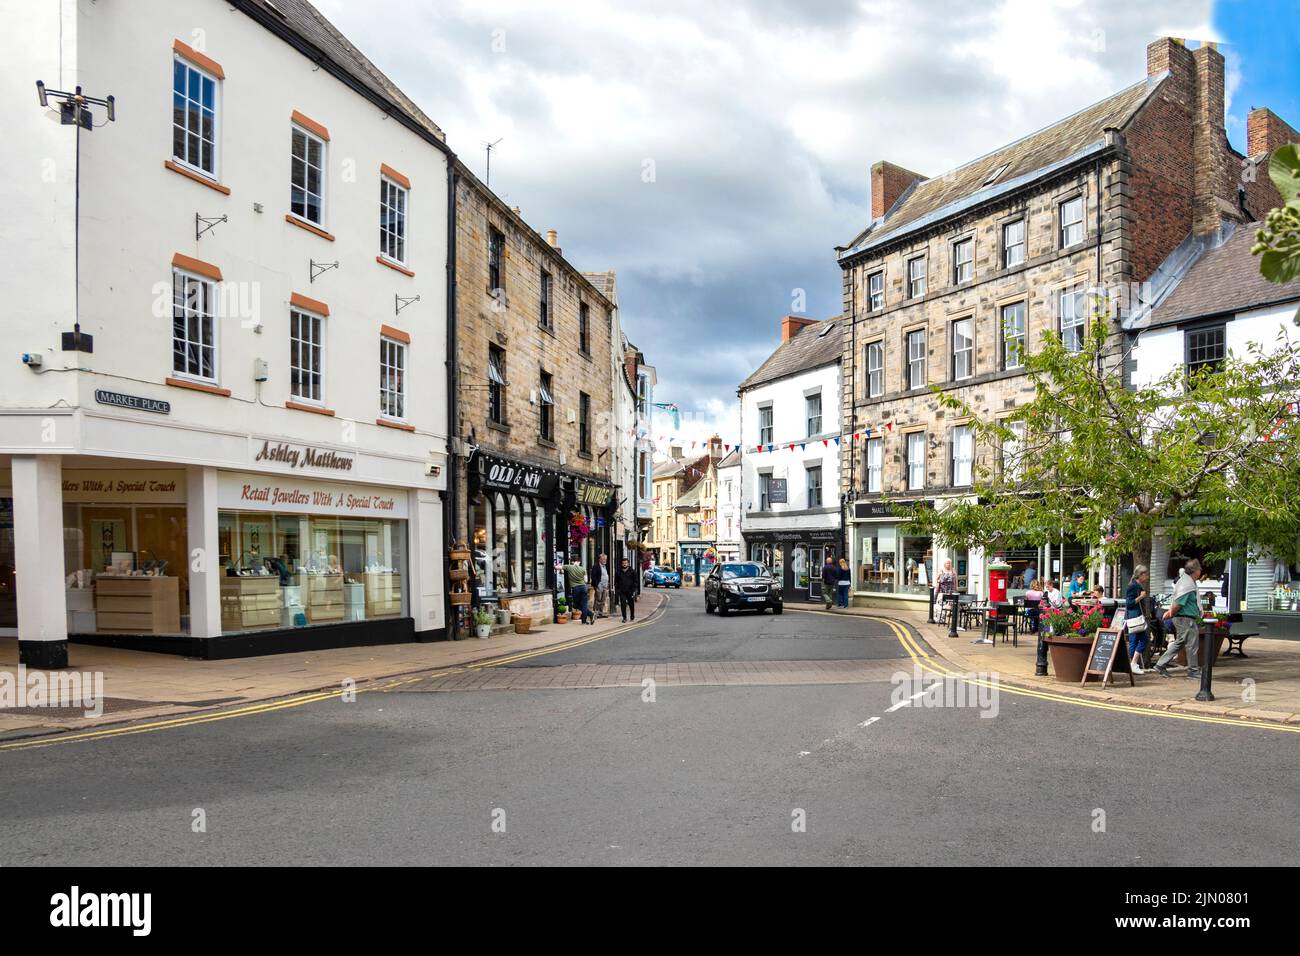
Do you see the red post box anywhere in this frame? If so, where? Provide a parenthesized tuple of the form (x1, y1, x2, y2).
(988, 561, 1010, 605)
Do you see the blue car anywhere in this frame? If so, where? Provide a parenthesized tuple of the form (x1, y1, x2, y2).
(647, 567, 682, 588)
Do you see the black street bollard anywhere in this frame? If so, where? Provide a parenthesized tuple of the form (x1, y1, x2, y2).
(947, 594, 960, 640)
(1195, 629, 1216, 702)
(1031, 607, 1048, 675)
(928, 586, 936, 624)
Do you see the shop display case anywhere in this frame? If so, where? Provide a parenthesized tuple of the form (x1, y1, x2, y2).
(220, 576, 281, 631)
(95, 575, 181, 634)
(364, 571, 402, 617)
(302, 572, 344, 623)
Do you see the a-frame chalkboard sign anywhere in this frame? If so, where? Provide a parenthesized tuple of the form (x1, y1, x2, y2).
(1081, 626, 1134, 687)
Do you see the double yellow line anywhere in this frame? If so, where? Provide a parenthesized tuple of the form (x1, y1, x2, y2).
(868, 613, 1300, 735)
(0, 596, 669, 753)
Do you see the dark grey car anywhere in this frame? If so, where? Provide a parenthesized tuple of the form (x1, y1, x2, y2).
(704, 562, 783, 615)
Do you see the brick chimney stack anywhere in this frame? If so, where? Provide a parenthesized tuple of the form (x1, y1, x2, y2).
(870, 161, 926, 220)
(1191, 41, 1232, 234)
(781, 315, 819, 341)
(1247, 107, 1300, 158)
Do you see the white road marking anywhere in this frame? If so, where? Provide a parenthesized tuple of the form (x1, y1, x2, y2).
(885, 689, 926, 713)
(858, 717, 880, 728)
(797, 750, 811, 757)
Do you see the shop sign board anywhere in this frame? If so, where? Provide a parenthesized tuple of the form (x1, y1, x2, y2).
(253, 439, 355, 473)
(61, 469, 187, 503)
(479, 454, 559, 499)
(767, 479, 787, 504)
(574, 479, 615, 507)
(218, 472, 408, 519)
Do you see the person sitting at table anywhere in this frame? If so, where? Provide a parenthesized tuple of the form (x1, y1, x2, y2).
(1023, 583, 1045, 632)
(1044, 579, 1065, 609)
(1068, 570, 1087, 599)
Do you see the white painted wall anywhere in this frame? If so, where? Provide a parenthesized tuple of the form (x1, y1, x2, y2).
(740, 359, 841, 529)
(716, 459, 742, 551)
(2, 0, 450, 471)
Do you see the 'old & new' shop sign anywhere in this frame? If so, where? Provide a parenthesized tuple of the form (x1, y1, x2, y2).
(478, 454, 558, 499)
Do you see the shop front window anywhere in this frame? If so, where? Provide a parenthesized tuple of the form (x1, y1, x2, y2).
(470, 492, 551, 595)
(63, 500, 190, 636)
(900, 536, 933, 594)
(217, 510, 405, 632)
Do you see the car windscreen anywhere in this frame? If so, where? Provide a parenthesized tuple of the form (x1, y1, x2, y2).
(722, 563, 766, 579)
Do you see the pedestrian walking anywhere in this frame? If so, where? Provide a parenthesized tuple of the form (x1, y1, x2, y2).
(615, 557, 639, 622)
(1154, 559, 1203, 678)
(589, 552, 609, 618)
(934, 558, 958, 623)
(837, 557, 852, 608)
(821, 552, 839, 610)
(1123, 565, 1151, 674)
(564, 560, 593, 625)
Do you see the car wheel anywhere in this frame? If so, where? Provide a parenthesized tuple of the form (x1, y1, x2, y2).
(717, 601, 729, 616)
(705, 595, 714, 613)
(773, 604, 783, 615)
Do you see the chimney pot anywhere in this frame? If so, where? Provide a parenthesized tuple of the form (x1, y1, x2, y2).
(781, 315, 819, 342)
(546, 229, 558, 247)
(870, 160, 926, 221)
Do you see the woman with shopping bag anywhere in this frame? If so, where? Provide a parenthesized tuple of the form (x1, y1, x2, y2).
(1123, 565, 1151, 674)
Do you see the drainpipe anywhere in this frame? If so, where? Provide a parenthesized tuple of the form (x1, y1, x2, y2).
(443, 166, 460, 637)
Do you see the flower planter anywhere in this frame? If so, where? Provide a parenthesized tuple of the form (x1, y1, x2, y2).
(513, 615, 532, 635)
(475, 624, 492, 639)
(571, 612, 583, 623)
(1044, 635, 1094, 683)
(496, 608, 512, 626)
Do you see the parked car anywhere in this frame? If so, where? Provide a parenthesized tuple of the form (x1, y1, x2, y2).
(704, 562, 782, 615)
(647, 567, 682, 588)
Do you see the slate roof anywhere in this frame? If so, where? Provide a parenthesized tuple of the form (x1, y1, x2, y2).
(739, 318, 843, 392)
(841, 77, 1162, 258)
(1146, 222, 1300, 328)
(717, 449, 741, 469)
(237, 1, 447, 144)
(652, 459, 684, 479)
(674, 481, 703, 511)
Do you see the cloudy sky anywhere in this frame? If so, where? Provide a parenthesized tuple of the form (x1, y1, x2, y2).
(314, 0, 1294, 453)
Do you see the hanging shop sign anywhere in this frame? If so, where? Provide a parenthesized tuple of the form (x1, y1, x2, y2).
(253, 439, 355, 473)
(574, 478, 615, 507)
(61, 469, 187, 503)
(767, 479, 788, 504)
(218, 472, 408, 519)
(478, 454, 559, 499)
(94, 389, 171, 415)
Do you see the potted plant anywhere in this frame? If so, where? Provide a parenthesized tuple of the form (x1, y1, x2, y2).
(472, 608, 494, 639)
(496, 606, 512, 626)
(556, 598, 568, 622)
(1041, 603, 1105, 683)
(513, 614, 532, 635)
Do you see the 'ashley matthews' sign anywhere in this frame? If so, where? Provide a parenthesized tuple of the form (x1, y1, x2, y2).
(254, 440, 354, 472)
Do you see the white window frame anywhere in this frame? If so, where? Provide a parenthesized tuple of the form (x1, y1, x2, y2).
(907, 432, 926, 490)
(867, 341, 884, 398)
(866, 438, 883, 493)
(805, 392, 822, 437)
(379, 175, 408, 265)
(906, 328, 926, 390)
(1059, 285, 1085, 352)
(758, 404, 774, 446)
(805, 464, 823, 508)
(1001, 301, 1026, 370)
(952, 317, 973, 381)
(172, 268, 218, 385)
(1059, 196, 1084, 248)
(291, 124, 327, 227)
(758, 472, 772, 511)
(172, 56, 219, 178)
(952, 238, 973, 284)
(1003, 218, 1026, 268)
(907, 256, 927, 298)
(868, 270, 884, 311)
(379, 336, 407, 421)
(289, 307, 325, 405)
(952, 425, 974, 487)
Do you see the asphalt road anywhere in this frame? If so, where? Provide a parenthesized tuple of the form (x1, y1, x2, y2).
(2, 593, 1297, 866)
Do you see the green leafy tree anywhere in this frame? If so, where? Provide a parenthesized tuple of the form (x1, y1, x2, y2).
(1253, 143, 1300, 314)
(899, 317, 1300, 572)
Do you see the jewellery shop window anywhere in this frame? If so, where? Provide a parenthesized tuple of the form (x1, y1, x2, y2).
(217, 511, 407, 633)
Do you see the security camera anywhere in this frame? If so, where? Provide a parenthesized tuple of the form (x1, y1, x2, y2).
(21, 352, 43, 368)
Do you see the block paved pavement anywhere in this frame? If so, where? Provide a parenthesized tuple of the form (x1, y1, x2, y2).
(0, 591, 667, 739)
(793, 603, 1300, 724)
